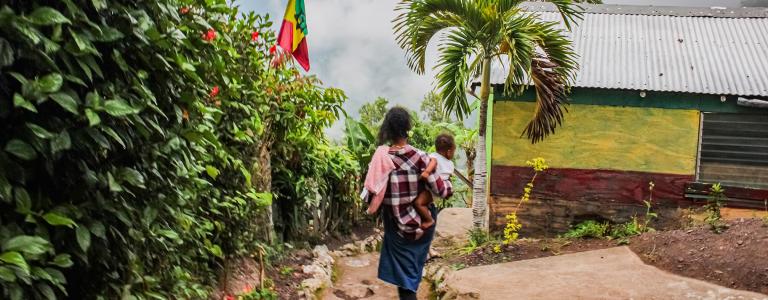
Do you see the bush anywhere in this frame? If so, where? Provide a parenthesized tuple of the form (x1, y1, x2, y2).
(564, 221, 609, 239)
(0, 1, 358, 299)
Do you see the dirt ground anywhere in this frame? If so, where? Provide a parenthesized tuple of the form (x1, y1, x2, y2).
(630, 218, 768, 295)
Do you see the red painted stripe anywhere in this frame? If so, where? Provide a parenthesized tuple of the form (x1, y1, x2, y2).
(491, 166, 694, 205)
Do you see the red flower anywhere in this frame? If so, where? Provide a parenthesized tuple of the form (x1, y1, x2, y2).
(251, 31, 259, 42)
(209, 86, 220, 98)
(223, 295, 235, 300)
(179, 7, 190, 14)
(202, 28, 217, 42)
(269, 45, 277, 55)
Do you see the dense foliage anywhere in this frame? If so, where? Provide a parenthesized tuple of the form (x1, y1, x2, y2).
(0, 0, 359, 299)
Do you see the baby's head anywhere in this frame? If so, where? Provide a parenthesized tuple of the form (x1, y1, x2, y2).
(435, 133, 456, 159)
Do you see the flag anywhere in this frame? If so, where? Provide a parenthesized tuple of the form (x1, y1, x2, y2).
(277, 0, 310, 71)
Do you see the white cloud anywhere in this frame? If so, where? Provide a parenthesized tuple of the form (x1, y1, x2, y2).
(237, 0, 442, 139)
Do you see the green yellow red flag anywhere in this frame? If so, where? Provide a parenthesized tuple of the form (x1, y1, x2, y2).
(277, 0, 310, 71)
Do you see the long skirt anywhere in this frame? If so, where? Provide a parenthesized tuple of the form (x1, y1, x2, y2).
(377, 204, 437, 292)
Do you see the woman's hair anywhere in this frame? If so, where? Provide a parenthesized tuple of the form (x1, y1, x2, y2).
(377, 107, 412, 145)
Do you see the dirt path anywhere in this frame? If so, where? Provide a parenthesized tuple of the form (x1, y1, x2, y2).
(441, 246, 768, 300)
(322, 252, 431, 299)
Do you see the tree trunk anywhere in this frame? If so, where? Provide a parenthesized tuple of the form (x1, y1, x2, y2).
(253, 142, 274, 244)
(472, 57, 491, 230)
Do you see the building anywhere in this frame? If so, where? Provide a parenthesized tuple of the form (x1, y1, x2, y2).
(486, 3, 768, 234)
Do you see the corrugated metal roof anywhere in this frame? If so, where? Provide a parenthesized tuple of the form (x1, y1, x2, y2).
(489, 3, 768, 96)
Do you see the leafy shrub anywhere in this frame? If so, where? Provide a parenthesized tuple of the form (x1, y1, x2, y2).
(705, 183, 727, 233)
(564, 221, 609, 239)
(0, 0, 358, 299)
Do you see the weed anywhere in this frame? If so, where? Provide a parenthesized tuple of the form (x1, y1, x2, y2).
(450, 263, 466, 271)
(705, 183, 728, 233)
(238, 288, 278, 300)
(497, 158, 548, 251)
(280, 266, 295, 277)
(564, 220, 609, 239)
(609, 191, 658, 244)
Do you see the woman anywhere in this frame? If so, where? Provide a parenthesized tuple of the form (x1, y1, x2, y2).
(370, 107, 452, 299)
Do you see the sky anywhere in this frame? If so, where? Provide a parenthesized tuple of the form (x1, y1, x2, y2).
(237, 0, 762, 138)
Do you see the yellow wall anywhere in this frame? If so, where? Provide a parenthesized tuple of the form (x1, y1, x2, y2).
(492, 102, 700, 175)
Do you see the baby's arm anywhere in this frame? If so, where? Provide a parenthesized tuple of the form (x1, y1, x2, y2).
(421, 157, 438, 180)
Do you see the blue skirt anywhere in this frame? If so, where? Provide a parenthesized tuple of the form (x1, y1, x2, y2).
(377, 204, 437, 292)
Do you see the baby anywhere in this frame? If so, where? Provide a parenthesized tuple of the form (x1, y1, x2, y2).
(415, 133, 456, 230)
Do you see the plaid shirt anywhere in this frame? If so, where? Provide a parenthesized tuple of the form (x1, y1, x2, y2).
(383, 145, 452, 240)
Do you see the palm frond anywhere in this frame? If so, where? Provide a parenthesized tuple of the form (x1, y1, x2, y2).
(435, 28, 478, 120)
(500, 12, 578, 143)
(524, 56, 569, 143)
(393, 0, 486, 74)
(545, 0, 585, 30)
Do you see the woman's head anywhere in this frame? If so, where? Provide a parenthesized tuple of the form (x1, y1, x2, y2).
(378, 107, 412, 145)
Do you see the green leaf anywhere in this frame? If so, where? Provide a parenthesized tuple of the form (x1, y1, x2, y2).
(36, 282, 56, 300)
(119, 168, 145, 189)
(49, 92, 78, 114)
(5, 139, 37, 160)
(76, 226, 91, 252)
(0, 37, 14, 67)
(14, 188, 32, 214)
(98, 26, 124, 42)
(91, 0, 107, 10)
(85, 91, 101, 107)
(41, 212, 76, 228)
(103, 99, 138, 116)
(85, 109, 100, 126)
(208, 244, 223, 258)
(50, 130, 71, 154)
(0, 266, 15, 282)
(2, 236, 50, 256)
(13, 94, 37, 113)
(89, 222, 106, 240)
(38, 73, 63, 93)
(205, 165, 220, 180)
(0, 176, 10, 203)
(102, 127, 125, 148)
(27, 123, 54, 139)
(0, 252, 29, 274)
(28, 7, 71, 25)
(50, 254, 72, 268)
(107, 173, 122, 192)
(157, 230, 179, 241)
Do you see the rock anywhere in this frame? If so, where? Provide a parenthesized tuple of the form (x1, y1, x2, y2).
(737, 240, 744, 245)
(339, 283, 375, 298)
(301, 278, 325, 293)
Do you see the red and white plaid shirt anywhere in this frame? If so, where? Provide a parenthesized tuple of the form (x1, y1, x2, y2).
(383, 145, 452, 240)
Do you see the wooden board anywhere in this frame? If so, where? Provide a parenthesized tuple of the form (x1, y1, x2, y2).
(492, 102, 700, 175)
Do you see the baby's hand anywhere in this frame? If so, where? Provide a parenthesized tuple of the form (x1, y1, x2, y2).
(420, 171, 430, 180)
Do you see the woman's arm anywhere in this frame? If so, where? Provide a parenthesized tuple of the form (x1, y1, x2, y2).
(421, 157, 437, 180)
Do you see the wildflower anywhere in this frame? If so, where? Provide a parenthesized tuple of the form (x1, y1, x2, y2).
(202, 28, 217, 42)
(251, 31, 259, 42)
(269, 45, 277, 55)
(182, 109, 190, 121)
(209, 86, 220, 98)
(223, 295, 235, 300)
(179, 7, 190, 14)
(243, 284, 253, 293)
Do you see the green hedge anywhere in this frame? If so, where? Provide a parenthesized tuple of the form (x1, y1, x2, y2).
(0, 1, 359, 299)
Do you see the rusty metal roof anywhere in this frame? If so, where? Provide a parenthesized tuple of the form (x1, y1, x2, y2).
(489, 3, 768, 96)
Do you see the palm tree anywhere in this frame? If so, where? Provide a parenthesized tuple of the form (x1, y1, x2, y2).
(394, 0, 588, 229)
